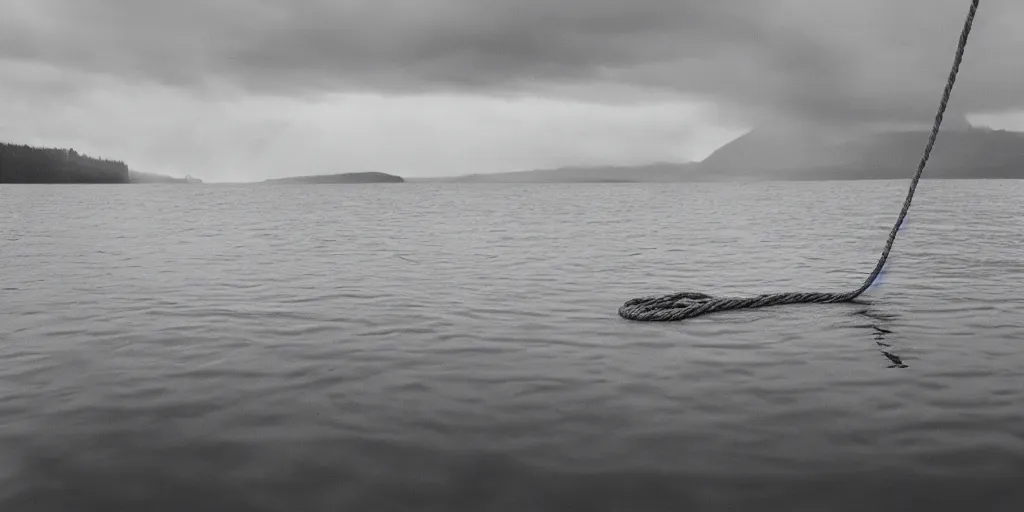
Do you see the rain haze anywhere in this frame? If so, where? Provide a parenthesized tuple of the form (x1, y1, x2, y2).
(2, 0, 1023, 181)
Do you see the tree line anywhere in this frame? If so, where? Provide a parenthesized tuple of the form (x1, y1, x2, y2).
(0, 142, 130, 183)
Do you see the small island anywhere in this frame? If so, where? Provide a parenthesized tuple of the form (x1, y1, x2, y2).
(262, 172, 404, 184)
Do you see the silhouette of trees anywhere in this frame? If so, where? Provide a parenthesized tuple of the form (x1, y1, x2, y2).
(0, 142, 130, 183)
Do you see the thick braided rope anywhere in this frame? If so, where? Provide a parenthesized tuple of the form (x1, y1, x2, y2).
(619, 0, 980, 322)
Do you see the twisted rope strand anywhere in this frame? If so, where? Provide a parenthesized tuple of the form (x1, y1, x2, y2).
(619, 0, 980, 322)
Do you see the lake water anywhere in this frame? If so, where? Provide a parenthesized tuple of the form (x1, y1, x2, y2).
(2, 180, 1023, 511)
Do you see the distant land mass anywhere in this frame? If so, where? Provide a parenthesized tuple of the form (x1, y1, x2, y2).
(1, 142, 129, 183)
(694, 125, 1024, 181)
(422, 124, 1024, 183)
(263, 172, 404, 184)
(412, 162, 698, 183)
(129, 170, 202, 184)
(1, 141, 198, 184)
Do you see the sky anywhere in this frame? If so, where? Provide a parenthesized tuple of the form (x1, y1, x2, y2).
(1, 0, 1023, 182)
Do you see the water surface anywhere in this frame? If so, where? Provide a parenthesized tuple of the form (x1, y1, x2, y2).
(2, 180, 1023, 510)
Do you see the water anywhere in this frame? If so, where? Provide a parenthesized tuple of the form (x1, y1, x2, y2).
(2, 180, 1023, 511)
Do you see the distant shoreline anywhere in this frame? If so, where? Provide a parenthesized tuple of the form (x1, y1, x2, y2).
(6, 125, 1023, 184)
(262, 172, 404, 184)
(0, 141, 199, 184)
(5, 175, 1023, 186)
(1, 142, 131, 184)
(408, 175, 1024, 184)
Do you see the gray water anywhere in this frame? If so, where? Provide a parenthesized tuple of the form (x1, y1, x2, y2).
(2, 180, 1023, 511)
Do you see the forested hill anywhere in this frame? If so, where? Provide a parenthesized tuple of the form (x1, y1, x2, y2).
(0, 142, 130, 183)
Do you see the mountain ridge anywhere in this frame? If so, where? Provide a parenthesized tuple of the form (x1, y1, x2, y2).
(423, 126, 1024, 183)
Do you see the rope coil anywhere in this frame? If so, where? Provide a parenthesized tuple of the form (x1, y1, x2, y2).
(620, 0, 980, 322)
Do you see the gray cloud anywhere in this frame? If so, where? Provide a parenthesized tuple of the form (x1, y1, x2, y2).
(2, 0, 1022, 128)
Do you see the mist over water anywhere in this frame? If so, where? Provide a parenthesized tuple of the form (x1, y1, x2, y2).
(2, 180, 1023, 510)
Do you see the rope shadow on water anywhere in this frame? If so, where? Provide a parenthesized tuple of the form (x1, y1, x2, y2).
(849, 307, 908, 369)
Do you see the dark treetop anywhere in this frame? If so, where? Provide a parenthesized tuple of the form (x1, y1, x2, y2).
(0, 142, 129, 184)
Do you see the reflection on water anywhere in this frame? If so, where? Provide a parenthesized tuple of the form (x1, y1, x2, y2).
(850, 307, 908, 369)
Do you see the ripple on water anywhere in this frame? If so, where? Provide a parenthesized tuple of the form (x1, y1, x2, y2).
(2, 181, 1024, 510)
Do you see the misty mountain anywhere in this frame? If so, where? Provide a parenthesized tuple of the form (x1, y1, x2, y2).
(428, 124, 1024, 183)
(694, 125, 1024, 180)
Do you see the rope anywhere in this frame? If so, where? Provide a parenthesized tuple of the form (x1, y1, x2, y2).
(619, 0, 980, 322)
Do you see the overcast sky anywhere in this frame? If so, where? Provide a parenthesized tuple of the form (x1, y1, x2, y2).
(2, 0, 1022, 182)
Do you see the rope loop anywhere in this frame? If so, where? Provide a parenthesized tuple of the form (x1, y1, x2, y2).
(620, 0, 980, 322)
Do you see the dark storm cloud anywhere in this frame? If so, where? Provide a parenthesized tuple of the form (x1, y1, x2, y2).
(3, 0, 1021, 126)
